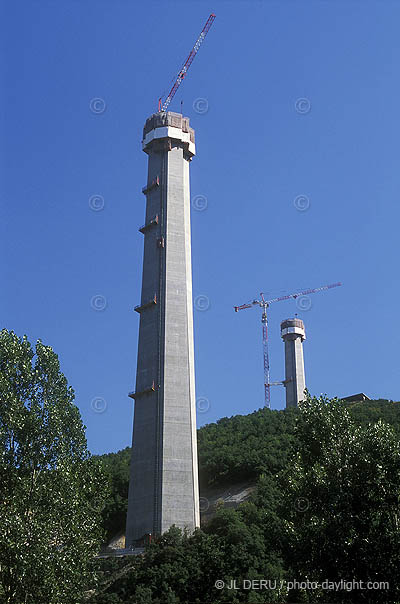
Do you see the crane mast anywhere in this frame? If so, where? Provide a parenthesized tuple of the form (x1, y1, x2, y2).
(260, 294, 271, 407)
(158, 14, 216, 113)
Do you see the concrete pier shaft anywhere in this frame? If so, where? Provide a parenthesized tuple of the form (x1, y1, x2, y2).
(125, 112, 200, 547)
(280, 318, 306, 408)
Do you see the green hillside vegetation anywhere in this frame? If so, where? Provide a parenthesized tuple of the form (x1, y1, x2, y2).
(99, 447, 131, 542)
(3, 329, 400, 604)
(91, 396, 400, 603)
(347, 398, 400, 431)
(98, 407, 300, 542)
(98, 398, 400, 542)
(197, 406, 299, 487)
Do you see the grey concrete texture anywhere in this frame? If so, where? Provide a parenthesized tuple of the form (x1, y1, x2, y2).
(126, 113, 200, 547)
(281, 318, 306, 408)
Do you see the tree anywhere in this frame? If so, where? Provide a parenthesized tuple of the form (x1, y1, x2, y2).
(197, 407, 299, 489)
(281, 394, 400, 603)
(0, 330, 108, 604)
(91, 394, 400, 603)
(98, 447, 131, 542)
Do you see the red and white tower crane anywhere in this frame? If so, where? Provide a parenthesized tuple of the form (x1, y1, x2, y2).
(234, 282, 342, 408)
(158, 14, 216, 112)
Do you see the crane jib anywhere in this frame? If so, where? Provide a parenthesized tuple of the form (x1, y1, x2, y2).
(159, 14, 216, 113)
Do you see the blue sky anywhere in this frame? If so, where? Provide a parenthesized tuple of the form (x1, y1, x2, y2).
(1, 0, 399, 455)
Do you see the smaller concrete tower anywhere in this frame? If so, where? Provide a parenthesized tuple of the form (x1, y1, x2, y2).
(280, 318, 306, 408)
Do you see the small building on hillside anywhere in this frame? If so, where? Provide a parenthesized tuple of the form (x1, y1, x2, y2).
(341, 393, 371, 403)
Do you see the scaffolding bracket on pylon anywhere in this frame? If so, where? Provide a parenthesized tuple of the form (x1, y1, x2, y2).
(139, 215, 159, 234)
(134, 295, 157, 313)
(142, 177, 160, 195)
(128, 381, 157, 400)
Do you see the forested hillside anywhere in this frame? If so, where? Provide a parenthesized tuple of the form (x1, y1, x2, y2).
(98, 398, 400, 541)
(91, 396, 400, 603)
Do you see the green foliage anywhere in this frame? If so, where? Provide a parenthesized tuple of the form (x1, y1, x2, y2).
(0, 330, 109, 604)
(98, 397, 400, 542)
(91, 518, 285, 604)
(197, 406, 299, 488)
(94, 395, 400, 603)
(95, 407, 300, 542)
(349, 399, 400, 434)
(5, 326, 400, 604)
(281, 394, 400, 603)
(97, 447, 131, 541)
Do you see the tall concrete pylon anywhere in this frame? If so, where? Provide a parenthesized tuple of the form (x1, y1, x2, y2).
(125, 112, 200, 547)
(280, 318, 306, 408)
